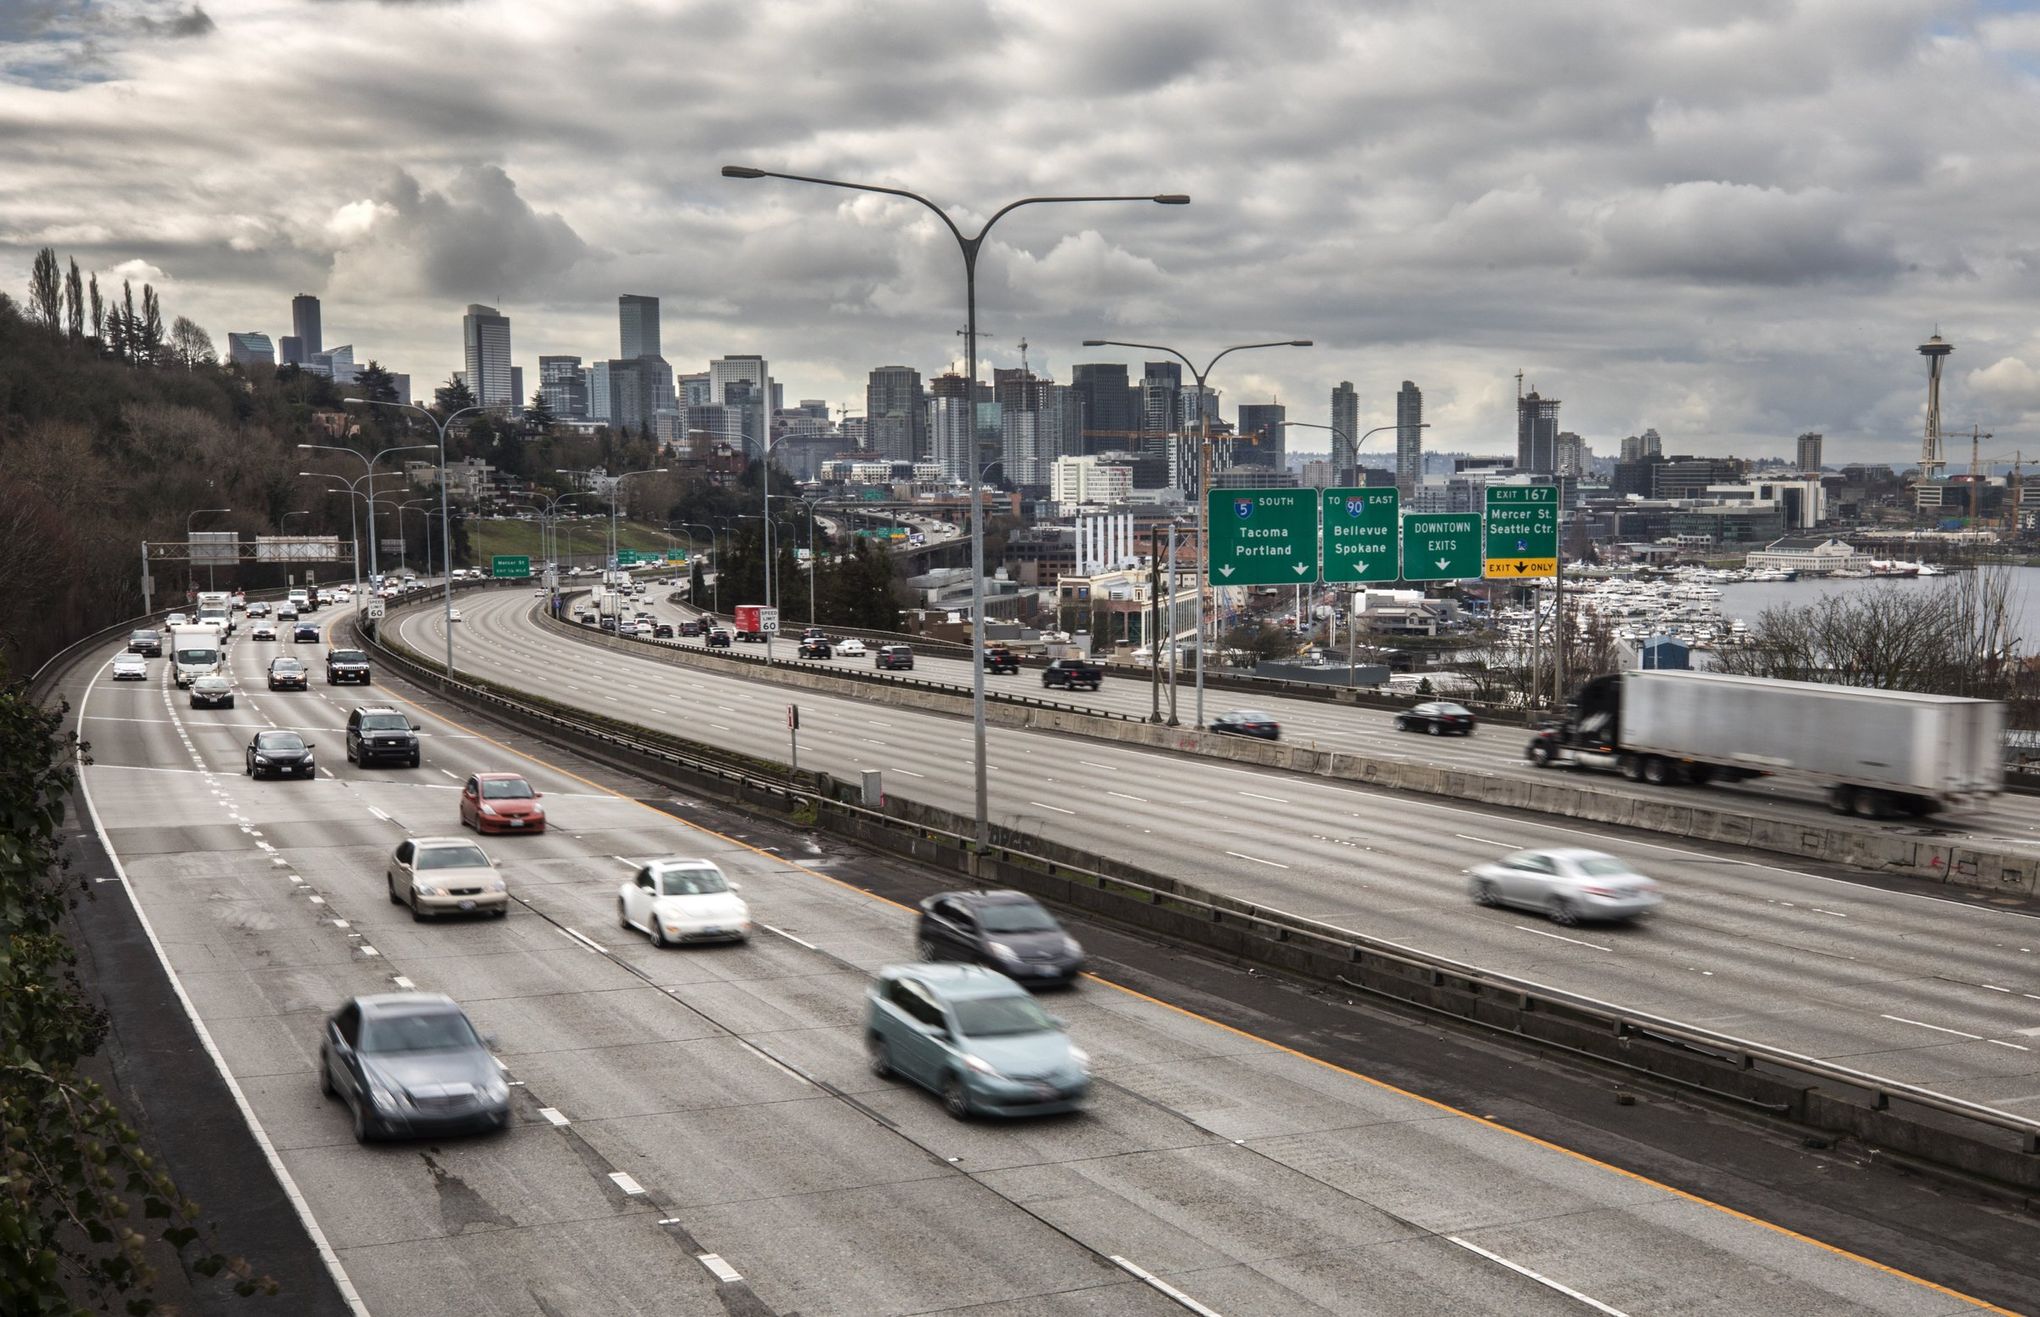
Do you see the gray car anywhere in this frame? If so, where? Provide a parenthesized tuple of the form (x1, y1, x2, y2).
(865, 964, 1090, 1118)
(318, 993, 509, 1143)
(1468, 847, 1662, 925)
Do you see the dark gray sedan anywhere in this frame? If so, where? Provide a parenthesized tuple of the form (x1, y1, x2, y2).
(247, 729, 315, 779)
(318, 993, 509, 1143)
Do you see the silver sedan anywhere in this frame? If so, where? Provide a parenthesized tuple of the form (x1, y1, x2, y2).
(1468, 847, 1662, 925)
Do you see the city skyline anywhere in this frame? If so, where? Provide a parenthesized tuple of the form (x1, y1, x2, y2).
(8, 3, 2040, 462)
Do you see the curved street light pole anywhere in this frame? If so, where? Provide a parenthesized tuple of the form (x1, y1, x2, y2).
(298, 441, 439, 580)
(676, 522, 722, 613)
(302, 470, 405, 593)
(725, 163, 1187, 850)
(1081, 339, 1312, 729)
(343, 399, 491, 675)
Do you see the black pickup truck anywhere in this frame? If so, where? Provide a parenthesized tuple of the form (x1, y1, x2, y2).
(1041, 659, 1103, 691)
(983, 645, 1019, 674)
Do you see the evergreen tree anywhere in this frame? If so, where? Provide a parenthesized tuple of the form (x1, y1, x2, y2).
(434, 373, 477, 414)
(27, 246, 60, 330)
(355, 359, 400, 403)
(524, 389, 556, 432)
(117, 279, 138, 363)
(139, 284, 166, 365)
(87, 271, 103, 343)
(62, 258, 83, 340)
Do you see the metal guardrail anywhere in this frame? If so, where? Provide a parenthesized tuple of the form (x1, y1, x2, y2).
(360, 591, 2040, 1187)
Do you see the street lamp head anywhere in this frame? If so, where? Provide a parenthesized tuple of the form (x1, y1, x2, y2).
(721, 165, 766, 179)
(1081, 339, 1106, 347)
(1152, 194, 1191, 205)
(341, 398, 366, 407)
(1289, 340, 1314, 347)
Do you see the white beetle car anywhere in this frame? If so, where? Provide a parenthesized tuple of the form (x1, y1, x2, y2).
(618, 858, 751, 946)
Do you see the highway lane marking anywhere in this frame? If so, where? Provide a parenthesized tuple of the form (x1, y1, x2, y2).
(1238, 790, 1289, 804)
(893, 769, 926, 778)
(759, 924, 816, 950)
(1455, 833, 1514, 847)
(366, 806, 394, 824)
(1225, 850, 1290, 870)
(607, 1172, 647, 1196)
(1514, 925, 1615, 952)
(559, 927, 606, 954)
(538, 1107, 570, 1126)
(697, 1254, 743, 1284)
(1881, 1014, 1983, 1041)
(1107, 1257, 1223, 1317)
(1444, 1236, 1629, 1316)
(1027, 801, 1078, 815)
(439, 769, 460, 780)
(1810, 908, 1850, 918)
(1106, 791, 1150, 803)
(1987, 1039, 2031, 1051)
(391, 976, 414, 990)
(350, 618, 2023, 1315)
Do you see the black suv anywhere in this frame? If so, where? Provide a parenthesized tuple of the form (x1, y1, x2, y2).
(326, 648, 372, 685)
(128, 628, 163, 656)
(346, 706, 420, 767)
(1042, 658, 1103, 691)
(876, 644, 914, 671)
(915, 890, 1084, 987)
(983, 645, 1019, 674)
(798, 637, 832, 660)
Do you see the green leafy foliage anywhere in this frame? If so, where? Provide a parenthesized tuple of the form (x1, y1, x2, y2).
(0, 665, 276, 1310)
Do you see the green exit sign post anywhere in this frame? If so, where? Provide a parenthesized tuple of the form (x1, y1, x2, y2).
(1399, 514, 1482, 582)
(1322, 488, 1400, 583)
(1206, 489, 1318, 585)
(491, 554, 531, 578)
(1484, 485, 1558, 578)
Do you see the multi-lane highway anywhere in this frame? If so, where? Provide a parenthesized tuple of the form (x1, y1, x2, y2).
(404, 589, 2040, 1114)
(53, 598, 2029, 1315)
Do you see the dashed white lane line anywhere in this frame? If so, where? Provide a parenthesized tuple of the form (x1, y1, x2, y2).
(1027, 801, 1078, 816)
(1514, 925, 1615, 952)
(697, 1254, 743, 1284)
(1445, 1236, 1630, 1316)
(559, 927, 606, 954)
(367, 806, 393, 823)
(759, 923, 815, 950)
(1225, 850, 1290, 870)
(608, 1172, 646, 1196)
(538, 1107, 570, 1126)
(893, 769, 926, 778)
(1881, 1014, 1983, 1041)
(1108, 1256, 1224, 1317)
(391, 976, 415, 990)
(1106, 790, 1150, 803)
(440, 768, 461, 780)
(1455, 833, 1514, 847)
(1988, 1039, 2032, 1051)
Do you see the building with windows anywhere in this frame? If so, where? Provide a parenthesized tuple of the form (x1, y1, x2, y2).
(461, 304, 514, 408)
(1394, 380, 1422, 497)
(539, 355, 587, 417)
(1746, 535, 1861, 575)
(679, 371, 712, 407)
(1330, 380, 1359, 487)
(227, 332, 274, 369)
(291, 294, 322, 357)
(279, 336, 303, 366)
(709, 354, 767, 406)
(618, 294, 659, 359)
(1706, 478, 1824, 529)
(1001, 379, 1082, 488)
(1141, 362, 1182, 447)
(866, 365, 926, 462)
(1797, 431, 1824, 474)
(1619, 429, 1663, 462)
(1653, 456, 1744, 500)
(306, 344, 356, 384)
(1072, 362, 1137, 453)
(1235, 402, 1286, 468)
(928, 394, 974, 483)
(1516, 391, 1560, 473)
(1050, 455, 1132, 512)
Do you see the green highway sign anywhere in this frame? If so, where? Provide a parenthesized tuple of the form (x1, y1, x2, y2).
(1484, 485, 1558, 578)
(1322, 487, 1400, 584)
(1400, 513, 1482, 582)
(666, 550, 687, 563)
(490, 554, 531, 578)
(616, 549, 641, 566)
(1207, 488, 1318, 585)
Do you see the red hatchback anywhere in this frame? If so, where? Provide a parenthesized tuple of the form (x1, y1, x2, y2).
(459, 773, 546, 834)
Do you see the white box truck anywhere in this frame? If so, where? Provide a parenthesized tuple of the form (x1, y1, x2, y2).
(170, 624, 224, 687)
(1527, 670, 2004, 818)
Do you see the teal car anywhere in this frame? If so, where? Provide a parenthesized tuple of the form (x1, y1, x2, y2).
(864, 964, 1090, 1118)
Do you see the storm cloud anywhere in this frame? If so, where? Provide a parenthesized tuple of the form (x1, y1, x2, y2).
(4, 0, 2039, 461)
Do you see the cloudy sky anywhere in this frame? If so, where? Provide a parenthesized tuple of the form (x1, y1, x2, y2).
(6, 0, 2040, 465)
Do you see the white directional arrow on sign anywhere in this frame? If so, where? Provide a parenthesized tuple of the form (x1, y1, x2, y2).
(1218, 565, 1235, 578)
(1292, 563, 1309, 576)
(1436, 557, 1451, 570)
(1350, 561, 1368, 576)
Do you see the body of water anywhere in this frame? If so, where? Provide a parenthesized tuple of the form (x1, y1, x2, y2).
(1717, 566, 2040, 654)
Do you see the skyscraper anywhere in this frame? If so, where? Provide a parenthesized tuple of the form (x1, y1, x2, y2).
(279, 336, 303, 366)
(291, 294, 322, 357)
(618, 294, 660, 359)
(928, 394, 974, 483)
(1236, 402, 1286, 469)
(866, 365, 926, 461)
(540, 356, 586, 417)
(587, 362, 611, 421)
(1516, 391, 1560, 473)
(1395, 380, 1423, 498)
(1001, 379, 1081, 487)
(1071, 362, 1135, 453)
(1797, 431, 1824, 474)
(227, 332, 275, 369)
(1140, 362, 1182, 443)
(1330, 381, 1359, 486)
(1620, 428, 1663, 462)
(606, 357, 660, 433)
(709, 354, 768, 407)
(510, 365, 524, 414)
(461, 304, 514, 408)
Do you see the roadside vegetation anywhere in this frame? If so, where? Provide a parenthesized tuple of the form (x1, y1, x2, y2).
(0, 667, 274, 1310)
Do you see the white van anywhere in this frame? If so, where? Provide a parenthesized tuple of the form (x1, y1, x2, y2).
(170, 624, 224, 687)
